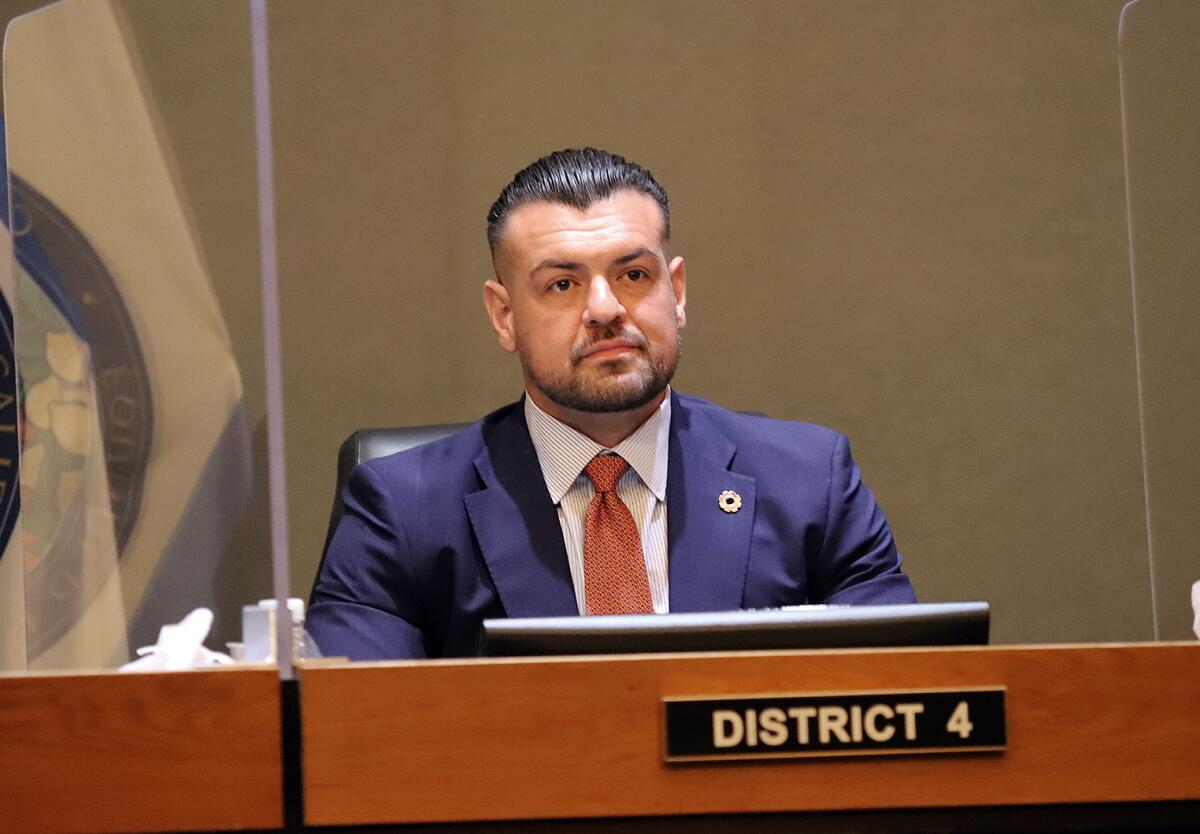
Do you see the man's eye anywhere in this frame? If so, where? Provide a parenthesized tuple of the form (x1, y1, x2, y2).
(552, 279, 573, 292)
(626, 269, 647, 281)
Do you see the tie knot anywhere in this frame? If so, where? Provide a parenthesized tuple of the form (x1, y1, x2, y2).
(584, 454, 629, 493)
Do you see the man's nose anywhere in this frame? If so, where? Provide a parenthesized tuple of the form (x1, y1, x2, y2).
(583, 276, 627, 325)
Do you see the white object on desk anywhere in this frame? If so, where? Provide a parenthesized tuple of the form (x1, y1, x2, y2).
(120, 608, 233, 671)
(1192, 580, 1200, 640)
(242, 597, 307, 662)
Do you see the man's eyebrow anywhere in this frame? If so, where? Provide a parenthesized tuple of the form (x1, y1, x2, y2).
(530, 249, 653, 274)
(614, 248, 651, 265)
(532, 259, 584, 273)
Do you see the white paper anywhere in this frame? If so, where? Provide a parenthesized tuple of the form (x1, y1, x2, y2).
(1192, 580, 1200, 640)
(119, 607, 233, 671)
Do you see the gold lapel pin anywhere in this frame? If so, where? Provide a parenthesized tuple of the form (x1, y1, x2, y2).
(718, 490, 742, 514)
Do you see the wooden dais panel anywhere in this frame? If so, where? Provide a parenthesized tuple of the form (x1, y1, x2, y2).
(0, 667, 283, 834)
(301, 644, 1200, 826)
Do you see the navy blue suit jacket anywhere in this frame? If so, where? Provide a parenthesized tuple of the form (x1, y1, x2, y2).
(308, 393, 915, 659)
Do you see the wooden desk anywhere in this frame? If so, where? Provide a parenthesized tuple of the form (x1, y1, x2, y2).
(300, 643, 1200, 827)
(0, 666, 284, 834)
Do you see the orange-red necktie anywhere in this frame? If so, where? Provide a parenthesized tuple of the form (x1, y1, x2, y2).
(582, 454, 653, 615)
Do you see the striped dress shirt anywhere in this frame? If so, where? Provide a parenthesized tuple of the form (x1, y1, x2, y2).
(524, 393, 671, 615)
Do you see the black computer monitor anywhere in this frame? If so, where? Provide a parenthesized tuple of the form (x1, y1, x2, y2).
(481, 602, 990, 657)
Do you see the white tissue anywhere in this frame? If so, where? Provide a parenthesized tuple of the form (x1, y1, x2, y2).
(119, 607, 234, 671)
(1192, 580, 1200, 640)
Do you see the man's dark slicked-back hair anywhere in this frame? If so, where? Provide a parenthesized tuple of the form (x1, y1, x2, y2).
(486, 147, 670, 252)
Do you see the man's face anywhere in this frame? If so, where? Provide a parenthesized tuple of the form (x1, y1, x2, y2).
(483, 190, 687, 417)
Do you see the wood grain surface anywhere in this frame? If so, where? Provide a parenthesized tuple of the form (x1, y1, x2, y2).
(0, 666, 283, 834)
(300, 644, 1200, 825)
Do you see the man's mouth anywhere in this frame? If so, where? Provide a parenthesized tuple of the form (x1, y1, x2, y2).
(574, 335, 645, 364)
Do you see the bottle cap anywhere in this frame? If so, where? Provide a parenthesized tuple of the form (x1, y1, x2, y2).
(256, 597, 306, 624)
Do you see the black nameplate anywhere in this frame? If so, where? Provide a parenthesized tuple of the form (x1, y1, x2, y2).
(663, 688, 1006, 762)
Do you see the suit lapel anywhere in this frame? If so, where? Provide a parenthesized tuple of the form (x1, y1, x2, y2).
(666, 396, 757, 612)
(464, 406, 578, 618)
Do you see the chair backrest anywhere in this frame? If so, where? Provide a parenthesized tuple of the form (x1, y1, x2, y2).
(315, 423, 468, 586)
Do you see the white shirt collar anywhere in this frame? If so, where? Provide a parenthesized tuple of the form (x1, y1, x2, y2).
(524, 390, 671, 504)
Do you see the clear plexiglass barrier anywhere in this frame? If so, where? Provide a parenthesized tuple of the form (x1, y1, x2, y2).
(3, 0, 1198, 673)
(0, 0, 273, 671)
(1119, 0, 1200, 641)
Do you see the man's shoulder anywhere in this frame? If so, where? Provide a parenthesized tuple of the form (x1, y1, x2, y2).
(672, 392, 843, 451)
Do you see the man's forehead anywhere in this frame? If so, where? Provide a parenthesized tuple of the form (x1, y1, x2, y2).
(498, 191, 668, 263)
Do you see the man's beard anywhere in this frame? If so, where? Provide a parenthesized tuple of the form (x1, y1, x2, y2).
(521, 326, 682, 414)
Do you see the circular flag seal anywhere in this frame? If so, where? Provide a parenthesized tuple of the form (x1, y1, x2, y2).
(10, 175, 153, 656)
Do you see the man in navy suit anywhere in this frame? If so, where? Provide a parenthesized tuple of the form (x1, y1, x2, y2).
(308, 148, 914, 660)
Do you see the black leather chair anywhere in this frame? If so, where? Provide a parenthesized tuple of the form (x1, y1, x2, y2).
(315, 424, 468, 586)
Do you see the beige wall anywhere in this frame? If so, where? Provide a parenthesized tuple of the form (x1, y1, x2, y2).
(10, 0, 1199, 644)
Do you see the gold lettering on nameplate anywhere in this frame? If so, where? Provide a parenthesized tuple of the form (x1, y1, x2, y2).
(664, 688, 1006, 763)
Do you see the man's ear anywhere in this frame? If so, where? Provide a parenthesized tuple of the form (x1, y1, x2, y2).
(668, 256, 687, 329)
(483, 279, 517, 353)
